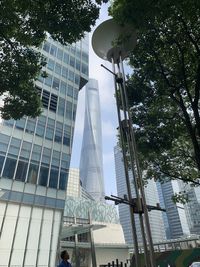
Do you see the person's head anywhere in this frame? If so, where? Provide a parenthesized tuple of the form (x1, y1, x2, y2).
(60, 250, 69, 262)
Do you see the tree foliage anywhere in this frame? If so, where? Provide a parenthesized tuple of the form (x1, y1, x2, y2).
(110, 0, 200, 185)
(0, 0, 104, 119)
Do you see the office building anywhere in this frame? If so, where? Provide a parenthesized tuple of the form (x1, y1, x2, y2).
(114, 146, 166, 245)
(157, 180, 190, 239)
(0, 35, 88, 267)
(181, 185, 200, 235)
(79, 79, 105, 201)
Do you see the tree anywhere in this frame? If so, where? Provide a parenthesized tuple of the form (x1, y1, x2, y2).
(0, 0, 105, 120)
(110, 1, 200, 185)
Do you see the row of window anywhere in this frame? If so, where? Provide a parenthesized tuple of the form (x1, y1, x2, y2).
(46, 54, 88, 77)
(37, 73, 79, 99)
(36, 87, 77, 120)
(43, 41, 88, 64)
(0, 155, 68, 190)
(4, 115, 73, 147)
(0, 133, 70, 168)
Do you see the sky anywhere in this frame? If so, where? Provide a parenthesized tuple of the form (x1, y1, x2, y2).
(70, 4, 124, 196)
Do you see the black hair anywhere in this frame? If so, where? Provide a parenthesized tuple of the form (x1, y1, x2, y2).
(60, 250, 68, 260)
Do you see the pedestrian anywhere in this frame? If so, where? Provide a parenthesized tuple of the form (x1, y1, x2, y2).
(58, 250, 72, 267)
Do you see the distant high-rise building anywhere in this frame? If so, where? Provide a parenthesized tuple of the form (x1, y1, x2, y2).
(114, 146, 166, 245)
(180, 185, 200, 235)
(79, 79, 105, 201)
(157, 180, 190, 239)
(0, 35, 88, 267)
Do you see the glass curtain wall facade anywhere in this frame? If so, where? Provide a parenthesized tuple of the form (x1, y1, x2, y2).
(157, 180, 190, 239)
(0, 36, 88, 267)
(79, 79, 105, 201)
(114, 146, 166, 245)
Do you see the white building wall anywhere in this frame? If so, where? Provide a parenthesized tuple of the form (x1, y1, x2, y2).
(93, 222, 126, 244)
(0, 202, 62, 267)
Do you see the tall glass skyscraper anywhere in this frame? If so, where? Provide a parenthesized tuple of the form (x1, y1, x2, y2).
(0, 36, 88, 266)
(157, 180, 190, 239)
(114, 146, 166, 245)
(79, 79, 105, 201)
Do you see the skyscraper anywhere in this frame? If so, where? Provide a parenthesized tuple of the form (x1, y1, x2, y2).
(79, 79, 105, 201)
(157, 180, 190, 239)
(0, 36, 88, 267)
(114, 146, 166, 245)
(184, 186, 200, 235)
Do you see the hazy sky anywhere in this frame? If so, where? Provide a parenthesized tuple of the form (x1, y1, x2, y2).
(70, 4, 122, 196)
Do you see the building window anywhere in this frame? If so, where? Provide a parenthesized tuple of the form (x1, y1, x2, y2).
(45, 118, 55, 140)
(0, 134, 10, 154)
(3, 157, 17, 179)
(60, 81, 67, 95)
(52, 77, 60, 90)
(20, 141, 32, 160)
(75, 60, 81, 71)
(82, 51, 89, 63)
(31, 144, 42, 162)
(50, 44, 57, 56)
(81, 63, 88, 76)
(68, 70, 74, 82)
(36, 116, 46, 138)
(57, 48, 63, 61)
(42, 89, 50, 109)
(0, 155, 5, 174)
(25, 118, 36, 134)
(62, 66, 68, 79)
(15, 118, 26, 130)
(59, 171, 68, 190)
(49, 168, 59, 188)
(63, 52, 69, 64)
(67, 85, 73, 97)
(65, 101, 72, 119)
(69, 56, 75, 68)
(8, 137, 21, 157)
(41, 147, 51, 165)
(55, 63, 62, 75)
(38, 166, 49, 186)
(54, 122, 63, 144)
(44, 75, 53, 87)
(75, 74, 80, 85)
(27, 163, 38, 184)
(49, 93, 58, 112)
(51, 150, 60, 168)
(43, 42, 50, 53)
(15, 161, 28, 181)
(57, 97, 65, 117)
(47, 59, 55, 71)
(63, 125, 71, 146)
(4, 119, 15, 128)
(61, 153, 70, 170)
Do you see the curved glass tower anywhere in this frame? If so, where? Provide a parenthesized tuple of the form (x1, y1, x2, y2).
(79, 79, 105, 201)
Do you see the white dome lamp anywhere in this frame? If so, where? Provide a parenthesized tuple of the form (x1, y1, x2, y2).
(92, 18, 137, 63)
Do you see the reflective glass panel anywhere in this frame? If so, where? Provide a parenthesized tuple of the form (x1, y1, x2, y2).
(15, 161, 28, 181)
(49, 168, 59, 188)
(38, 166, 49, 186)
(27, 163, 38, 184)
(3, 157, 17, 179)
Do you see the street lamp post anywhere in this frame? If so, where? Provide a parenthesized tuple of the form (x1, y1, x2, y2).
(92, 19, 156, 267)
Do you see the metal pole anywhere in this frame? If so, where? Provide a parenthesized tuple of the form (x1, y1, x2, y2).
(111, 57, 140, 267)
(119, 56, 156, 267)
(89, 212, 97, 267)
(115, 60, 150, 267)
